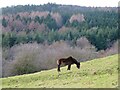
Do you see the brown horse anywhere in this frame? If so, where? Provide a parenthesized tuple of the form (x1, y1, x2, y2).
(57, 56, 80, 72)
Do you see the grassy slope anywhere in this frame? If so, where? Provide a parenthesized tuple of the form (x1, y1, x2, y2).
(2, 54, 118, 88)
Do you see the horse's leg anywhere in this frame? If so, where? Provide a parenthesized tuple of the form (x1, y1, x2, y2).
(67, 64, 71, 70)
(58, 64, 61, 72)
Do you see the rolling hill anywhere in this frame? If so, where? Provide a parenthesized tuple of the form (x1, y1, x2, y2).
(1, 54, 118, 88)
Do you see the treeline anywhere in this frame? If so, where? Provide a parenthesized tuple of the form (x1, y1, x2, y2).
(2, 3, 117, 14)
(1, 3, 119, 50)
(2, 27, 118, 50)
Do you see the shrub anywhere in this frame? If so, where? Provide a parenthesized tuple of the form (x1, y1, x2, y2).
(11, 52, 39, 75)
(105, 40, 118, 56)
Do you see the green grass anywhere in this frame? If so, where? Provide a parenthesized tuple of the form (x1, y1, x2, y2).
(1, 54, 118, 88)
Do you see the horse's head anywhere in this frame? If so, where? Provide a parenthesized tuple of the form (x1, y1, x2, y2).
(76, 62, 80, 69)
(68, 56, 80, 69)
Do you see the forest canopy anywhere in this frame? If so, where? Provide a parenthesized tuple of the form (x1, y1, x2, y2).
(1, 3, 119, 50)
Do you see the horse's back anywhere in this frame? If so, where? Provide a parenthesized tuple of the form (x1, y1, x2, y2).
(57, 58, 73, 65)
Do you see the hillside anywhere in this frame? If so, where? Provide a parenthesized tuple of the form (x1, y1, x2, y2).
(2, 54, 118, 88)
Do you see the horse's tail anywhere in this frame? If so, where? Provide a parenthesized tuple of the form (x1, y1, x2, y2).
(57, 59, 62, 65)
(57, 60, 60, 65)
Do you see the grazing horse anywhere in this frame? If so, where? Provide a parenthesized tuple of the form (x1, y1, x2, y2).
(57, 56, 80, 72)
